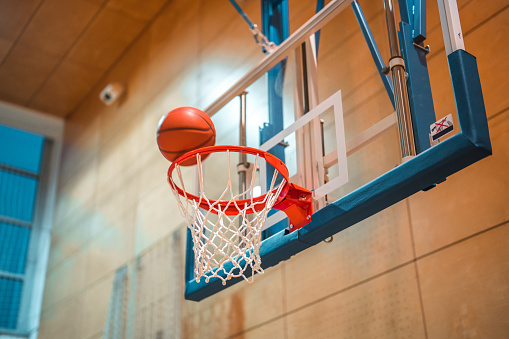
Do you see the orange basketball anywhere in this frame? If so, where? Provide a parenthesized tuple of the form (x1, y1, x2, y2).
(157, 107, 216, 166)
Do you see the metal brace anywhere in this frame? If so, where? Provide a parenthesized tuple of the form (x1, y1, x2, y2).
(228, 0, 277, 54)
(382, 56, 405, 75)
(413, 43, 431, 54)
(250, 24, 277, 53)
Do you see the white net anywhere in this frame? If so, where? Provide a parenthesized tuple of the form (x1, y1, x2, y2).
(169, 150, 286, 285)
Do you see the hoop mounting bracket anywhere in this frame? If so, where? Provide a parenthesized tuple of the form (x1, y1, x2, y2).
(274, 183, 313, 232)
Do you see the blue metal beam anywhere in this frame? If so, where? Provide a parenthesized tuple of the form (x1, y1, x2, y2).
(351, 0, 395, 108)
(184, 228, 195, 283)
(399, 21, 436, 153)
(398, 0, 427, 43)
(396, 0, 435, 154)
(261, 0, 289, 53)
(413, 0, 426, 43)
(398, 0, 412, 24)
(314, 0, 325, 54)
(261, 0, 289, 134)
(229, 0, 256, 29)
(260, 0, 290, 238)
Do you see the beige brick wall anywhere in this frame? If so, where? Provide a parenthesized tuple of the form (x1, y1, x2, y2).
(39, 0, 509, 338)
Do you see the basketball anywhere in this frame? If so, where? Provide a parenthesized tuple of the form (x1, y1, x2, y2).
(157, 107, 216, 166)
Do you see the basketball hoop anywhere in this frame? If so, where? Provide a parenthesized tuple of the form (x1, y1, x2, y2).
(168, 145, 312, 285)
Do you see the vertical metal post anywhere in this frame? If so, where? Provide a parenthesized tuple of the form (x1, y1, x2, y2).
(398, 1, 437, 154)
(383, 0, 416, 160)
(238, 91, 249, 245)
(260, 0, 289, 239)
(239, 91, 248, 197)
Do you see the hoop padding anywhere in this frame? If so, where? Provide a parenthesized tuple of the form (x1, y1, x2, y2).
(168, 146, 289, 285)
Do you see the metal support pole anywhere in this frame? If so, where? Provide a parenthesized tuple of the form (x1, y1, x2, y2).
(383, 0, 416, 160)
(352, 0, 395, 108)
(239, 91, 248, 197)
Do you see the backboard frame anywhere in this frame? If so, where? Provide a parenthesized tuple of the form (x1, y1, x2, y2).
(183, 0, 491, 301)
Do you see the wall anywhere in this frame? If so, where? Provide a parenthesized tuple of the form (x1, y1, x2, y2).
(38, 0, 509, 338)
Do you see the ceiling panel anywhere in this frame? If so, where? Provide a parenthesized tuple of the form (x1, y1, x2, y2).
(0, 0, 42, 41)
(0, 0, 169, 118)
(0, 43, 59, 105)
(17, 0, 100, 58)
(28, 61, 103, 117)
(106, 0, 168, 22)
(67, 7, 146, 73)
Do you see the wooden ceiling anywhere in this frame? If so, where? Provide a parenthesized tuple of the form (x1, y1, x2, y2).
(0, 0, 169, 118)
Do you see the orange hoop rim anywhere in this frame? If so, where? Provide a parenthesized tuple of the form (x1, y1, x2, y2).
(167, 145, 290, 215)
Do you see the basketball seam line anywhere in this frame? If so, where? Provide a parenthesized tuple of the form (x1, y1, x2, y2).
(197, 111, 216, 134)
(159, 134, 216, 154)
(158, 126, 212, 133)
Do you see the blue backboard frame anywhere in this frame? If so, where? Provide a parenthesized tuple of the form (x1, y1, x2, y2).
(182, 0, 492, 301)
(184, 49, 491, 301)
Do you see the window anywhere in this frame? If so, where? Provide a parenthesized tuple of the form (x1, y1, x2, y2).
(0, 102, 63, 338)
(0, 125, 44, 334)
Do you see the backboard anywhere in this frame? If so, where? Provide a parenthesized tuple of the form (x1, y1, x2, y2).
(181, 0, 491, 301)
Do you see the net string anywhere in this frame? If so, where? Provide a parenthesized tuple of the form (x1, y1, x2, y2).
(169, 151, 286, 285)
